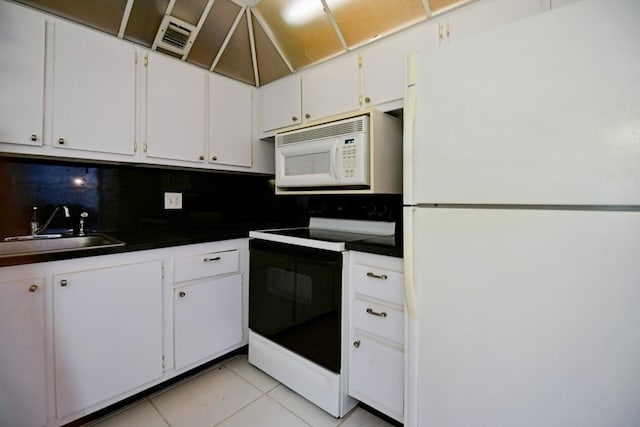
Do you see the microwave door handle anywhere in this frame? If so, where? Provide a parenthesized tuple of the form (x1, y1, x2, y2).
(331, 143, 339, 180)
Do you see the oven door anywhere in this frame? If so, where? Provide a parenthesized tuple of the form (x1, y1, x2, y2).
(249, 239, 343, 373)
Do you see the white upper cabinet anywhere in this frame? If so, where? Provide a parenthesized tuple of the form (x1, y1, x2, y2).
(52, 20, 136, 156)
(260, 75, 302, 133)
(359, 28, 424, 111)
(434, 0, 544, 44)
(302, 53, 360, 123)
(209, 74, 252, 167)
(0, 1, 45, 147)
(144, 51, 207, 165)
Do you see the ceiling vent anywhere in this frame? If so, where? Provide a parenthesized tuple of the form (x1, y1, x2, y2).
(153, 15, 198, 56)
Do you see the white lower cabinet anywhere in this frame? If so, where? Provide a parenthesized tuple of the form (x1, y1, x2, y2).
(52, 260, 163, 419)
(174, 274, 243, 370)
(0, 277, 46, 427)
(348, 251, 404, 422)
(0, 238, 248, 426)
(173, 249, 243, 370)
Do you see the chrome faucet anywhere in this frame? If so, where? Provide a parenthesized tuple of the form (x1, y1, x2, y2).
(32, 205, 70, 235)
(78, 212, 88, 236)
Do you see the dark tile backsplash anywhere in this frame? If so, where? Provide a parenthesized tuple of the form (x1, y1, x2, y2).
(0, 157, 296, 237)
(0, 156, 401, 238)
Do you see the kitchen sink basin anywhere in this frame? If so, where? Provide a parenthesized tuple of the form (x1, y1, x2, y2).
(0, 234, 125, 258)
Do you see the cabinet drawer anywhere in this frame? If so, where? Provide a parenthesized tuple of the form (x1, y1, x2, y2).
(349, 334, 404, 422)
(352, 264, 404, 306)
(174, 250, 238, 283)
(352, 298, 403, 345)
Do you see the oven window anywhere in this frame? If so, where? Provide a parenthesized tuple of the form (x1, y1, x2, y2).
(249, 239, 342, 373)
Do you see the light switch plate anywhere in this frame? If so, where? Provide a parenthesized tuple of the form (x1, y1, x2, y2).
(164, 192, 182, 209)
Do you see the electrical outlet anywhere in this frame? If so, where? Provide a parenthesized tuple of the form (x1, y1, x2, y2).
(164, 192, 182, 210)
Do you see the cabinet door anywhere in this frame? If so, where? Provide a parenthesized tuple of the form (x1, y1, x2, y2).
(209, 74, 252, 167)
(436, 0, 542, 44)
(0, 1, 45, 147)
(145, 51, 206, 164)
(53, 261, 163, 419)
(302, 54, 360, 123)
(349, 334, 404, 422)
(260, 75, 301, 132)
(52, 20, 136, 156)
(0, 277, 46, 427)
(360, 28, 423, 109)
(174, 274, 242, 370)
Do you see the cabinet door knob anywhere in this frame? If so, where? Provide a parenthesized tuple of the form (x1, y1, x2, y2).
(364, 96, 371, 104)
(353, 340, 361, 348)
(28, 284, 38, 293)
(366, 272, 387, 280)
(58, 138, 65, 145)
(31, 134, 38, 142)
(366, 307, 387, 318)
(60, 279, 68, 287)
(199, 155, 204, 161)
(304, 113, 311, 119)
(179, 291, 186, 298)
(291, 116, 298, 122)
(211, 155, 217, 161)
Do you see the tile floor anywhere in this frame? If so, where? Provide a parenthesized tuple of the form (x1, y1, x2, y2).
(85, 354, 394, 427)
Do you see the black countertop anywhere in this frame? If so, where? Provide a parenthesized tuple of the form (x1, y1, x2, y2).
(345, 233, 403, 258)
(1, 224, 403, 268)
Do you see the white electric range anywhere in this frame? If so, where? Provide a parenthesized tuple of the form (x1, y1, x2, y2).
(247, 217, 395, 417)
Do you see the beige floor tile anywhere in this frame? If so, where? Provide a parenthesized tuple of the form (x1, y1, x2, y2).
(150, 365, 262, 427)
(338, 407, 394, 427)
(216, 395, 309, 427)
(267, 385, 342, 427)
(223, 354, 279, 393)
(87, 399, 169, 427)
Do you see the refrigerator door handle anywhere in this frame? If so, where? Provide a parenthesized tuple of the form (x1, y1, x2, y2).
(403, 206, 418, 319)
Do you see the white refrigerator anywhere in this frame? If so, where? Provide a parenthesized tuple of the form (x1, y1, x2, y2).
(403, 1, 640, 426)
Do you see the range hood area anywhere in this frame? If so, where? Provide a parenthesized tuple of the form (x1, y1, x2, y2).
(12, 0, 475, 86)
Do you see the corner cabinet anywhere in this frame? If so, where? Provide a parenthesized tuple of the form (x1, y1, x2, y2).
(209, 74, 253, 167)
(51, 19, 136, 157)
(348, 251, 405, 423)
(0, 277, 46, 427)
(0, 1, 45, 147)
(52, 260, 163, 419)
(143, 51, 207, 165)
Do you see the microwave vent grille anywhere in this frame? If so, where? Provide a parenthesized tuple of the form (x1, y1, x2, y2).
(277, 117, 366, 146)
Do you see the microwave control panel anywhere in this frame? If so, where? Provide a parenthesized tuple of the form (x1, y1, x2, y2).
(340, 138, 358, 179)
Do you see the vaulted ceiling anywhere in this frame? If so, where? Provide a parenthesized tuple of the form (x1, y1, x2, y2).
(14, 0, 474, 86)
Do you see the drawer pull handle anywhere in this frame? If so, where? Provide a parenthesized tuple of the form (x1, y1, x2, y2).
(204, 256, 221, 262)
(366, 272, 387, 280)
(353, 340, 361, 348)
(366, 308, 387, 318)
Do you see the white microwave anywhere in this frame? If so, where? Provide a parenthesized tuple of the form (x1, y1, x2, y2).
(274, 110, 402, 194)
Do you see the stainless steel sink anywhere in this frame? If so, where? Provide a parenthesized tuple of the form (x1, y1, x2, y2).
(0, 234, 125, 258)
